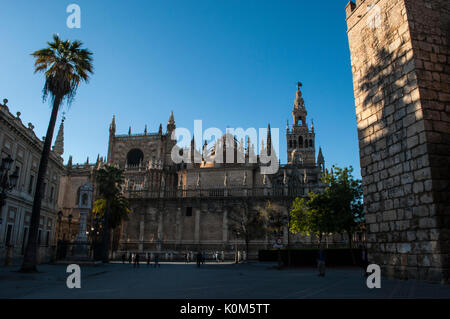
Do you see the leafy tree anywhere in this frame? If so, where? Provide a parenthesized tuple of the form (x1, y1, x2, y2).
(290, 166, 364, 260)
(95, 165, 126, 262)
(322, 166, 364, 251)
(228, 204, 265, 258)
(290, 193, 336, 247)
(21, 35, 93, 272)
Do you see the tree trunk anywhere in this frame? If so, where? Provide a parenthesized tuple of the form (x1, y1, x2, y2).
(20, 97, 61, 273)
(102, 199, 111, 263)
(317, 233, 322, 249)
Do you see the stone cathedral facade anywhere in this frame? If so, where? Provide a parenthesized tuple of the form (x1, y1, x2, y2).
(59, 85, 334, 258)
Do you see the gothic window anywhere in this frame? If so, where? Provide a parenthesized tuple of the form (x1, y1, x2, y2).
(126, 149, 144, 166)
(293, 140, 297, 148)
(299, 136, 303, 148)
(309, 139, 313, 148)
(289, 140, 292, 149)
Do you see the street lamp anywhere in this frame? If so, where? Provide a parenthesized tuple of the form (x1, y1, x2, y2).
(233, 229, 240, 264)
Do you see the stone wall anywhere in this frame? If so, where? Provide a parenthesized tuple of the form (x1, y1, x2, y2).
(346, 0, 449, 282)
(117, 197, 336, 258)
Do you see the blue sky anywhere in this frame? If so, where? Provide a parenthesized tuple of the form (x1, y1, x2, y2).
(0, 0, 361, 178)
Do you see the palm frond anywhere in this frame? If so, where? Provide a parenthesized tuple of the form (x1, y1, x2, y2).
(30, 34, 94, 105)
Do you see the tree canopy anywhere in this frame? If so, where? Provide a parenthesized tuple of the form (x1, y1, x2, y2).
(289, 166, 364, 246)
(92, 196, 131, 229)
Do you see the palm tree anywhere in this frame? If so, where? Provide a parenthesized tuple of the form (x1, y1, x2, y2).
(95, 165, 125, 262)
(20, 35, 93, 272)
(92, 197, 131, 230)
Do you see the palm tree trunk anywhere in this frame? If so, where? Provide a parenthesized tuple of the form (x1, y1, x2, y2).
(102, 199, 111, 263)
(20, 97, 62, 272)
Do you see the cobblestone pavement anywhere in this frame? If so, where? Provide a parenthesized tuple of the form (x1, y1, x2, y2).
(1, 262, 449, 299)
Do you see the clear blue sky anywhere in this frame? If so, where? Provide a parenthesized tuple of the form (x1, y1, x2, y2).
(0, 0, 361, 178)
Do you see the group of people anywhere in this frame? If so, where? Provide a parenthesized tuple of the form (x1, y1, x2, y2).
(185, 251, 223, 265)
(122, 252, 160, 268)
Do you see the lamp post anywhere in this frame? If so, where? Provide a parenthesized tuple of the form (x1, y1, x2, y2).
(233, 229, 240, 264)
(0, 155, 19, 266)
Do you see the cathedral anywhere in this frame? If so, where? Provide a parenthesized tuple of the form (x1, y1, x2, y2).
(58, 83, 331, 259)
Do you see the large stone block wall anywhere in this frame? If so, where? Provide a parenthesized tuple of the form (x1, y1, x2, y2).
(346, 0, 449, 282)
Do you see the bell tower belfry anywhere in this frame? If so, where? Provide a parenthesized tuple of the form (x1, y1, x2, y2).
(286, 82, 316, 166)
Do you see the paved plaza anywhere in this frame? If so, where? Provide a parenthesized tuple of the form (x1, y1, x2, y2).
(1, 262, 450, 299)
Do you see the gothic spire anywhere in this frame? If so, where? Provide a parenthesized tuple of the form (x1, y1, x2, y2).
(53, 115, 65, 156)
(266, 123, 272, 156)
(67, 155, 73, 169)
(317, 146, 324, 164)
(167, 111, 176, 134)
(109, 115, 116, 135)
(168, 110, 175, 125)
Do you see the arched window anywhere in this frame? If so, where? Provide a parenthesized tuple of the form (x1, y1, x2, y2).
(299, 136, 303, 148)
(289, 140, 292, 148)
(127, 149, 144, 166)
(309, 139, 313, 148)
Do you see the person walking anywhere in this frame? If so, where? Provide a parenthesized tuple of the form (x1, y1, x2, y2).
(122, 253, 126, 264)
(134, 253, 140, 268)
(128, 252, 132, 264)
(154, 253, 160, 268)
(196, 251, 202, 267)
(147, 253, 151, 267)
(202, 252, 206, 264)
(317, 249, 326, 277)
